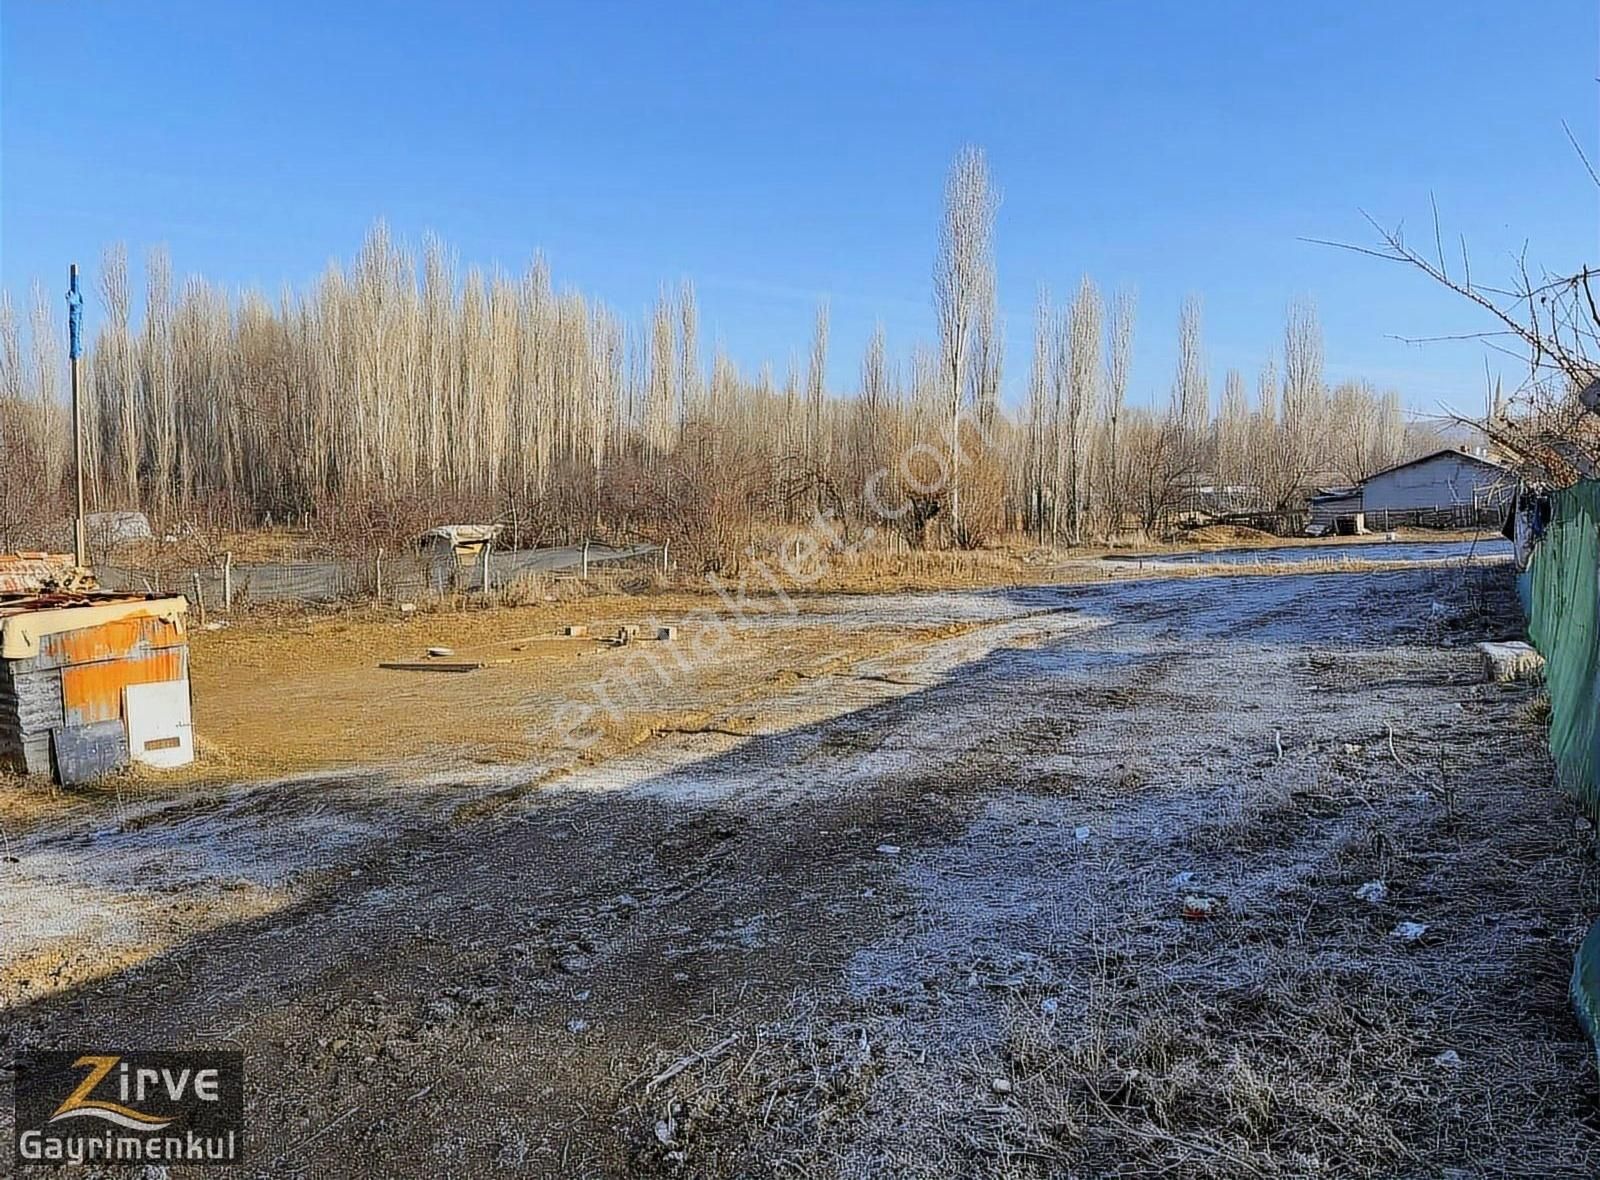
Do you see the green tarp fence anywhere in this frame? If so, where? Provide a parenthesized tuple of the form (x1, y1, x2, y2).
(1519, 479, 1600, 1058)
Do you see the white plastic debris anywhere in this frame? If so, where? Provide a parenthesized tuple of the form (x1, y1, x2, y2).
(1391, 921, 1429, 943)
(1074, 826, 1091, 842)
(567, 1018, 589, 1034)
(1429, 601, 1448, 619)
(1354, 880, 1388, 904)
(1039, 997, 1059, 1016)
(1171, 870, 1195, 888)
(398, 602, 417, 613)
(1182, 895, 1221, 919)
(1433, 1049, 1462, 1068)
(875, 844, 900, 856)
(990, 1077, 1013, 1095)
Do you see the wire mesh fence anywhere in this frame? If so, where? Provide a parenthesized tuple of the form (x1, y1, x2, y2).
(94, 541, 665, 611)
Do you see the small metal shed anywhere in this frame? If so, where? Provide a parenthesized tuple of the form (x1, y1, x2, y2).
(1307, 488, 1363, 535)
(419, 524, 503, 564)
(0, 591, 192, 783)
(419, 524, 503, 592)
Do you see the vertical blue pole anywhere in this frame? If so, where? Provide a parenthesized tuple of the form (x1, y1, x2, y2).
(67, 264, 86, 567)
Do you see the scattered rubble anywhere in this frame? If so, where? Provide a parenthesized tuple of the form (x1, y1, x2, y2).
(1478, 639, 1546, 683)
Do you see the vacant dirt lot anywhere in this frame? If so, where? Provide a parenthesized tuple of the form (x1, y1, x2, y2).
(2, 546, 1596, 1177)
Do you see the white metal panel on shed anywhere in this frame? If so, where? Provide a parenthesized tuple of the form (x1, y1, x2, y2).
(123, 678, 194, 768)
(1360, 451, 1509, 514)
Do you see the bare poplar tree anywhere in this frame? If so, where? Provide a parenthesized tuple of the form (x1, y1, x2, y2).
(1025, 286, 1051, 538)
(1275, 297, 1326, 506)
(1327, 379, 1406, 483)
(0, 294, 21, 407)
(1171, 296, 1210, 490)
(1062, 277, 1103, 542)
(854, 321, 889, 500)
(804, 301, 829, 472)
(96, 245, 140, 505)
(644, 289, 676, 461)
(1099, 289, 1135, 535)
(679, 280, 701, 428)
(28, 283, 63, 501)
(971, 245, 1002, 431)
(1216, 368, 1250, 491)
(933, 145, 997, 540)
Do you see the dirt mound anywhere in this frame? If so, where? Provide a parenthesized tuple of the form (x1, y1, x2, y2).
(1184, 523, 1277, 544)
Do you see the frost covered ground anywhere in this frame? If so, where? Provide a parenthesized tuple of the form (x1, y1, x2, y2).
(2, 552, 1595, 1178)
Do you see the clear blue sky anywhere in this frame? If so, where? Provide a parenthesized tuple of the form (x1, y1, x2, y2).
(2, 1, 1596, 417)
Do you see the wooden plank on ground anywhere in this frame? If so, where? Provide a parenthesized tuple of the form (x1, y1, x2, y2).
(378, 661, 484, 673)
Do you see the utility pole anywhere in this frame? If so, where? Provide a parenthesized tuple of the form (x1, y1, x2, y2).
(67, 264, 87, 569)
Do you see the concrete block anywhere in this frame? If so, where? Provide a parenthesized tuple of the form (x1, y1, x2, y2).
(656, 626, 678, 641)
(562, 624, 586, 637)
(1478, 640, 1546, 684)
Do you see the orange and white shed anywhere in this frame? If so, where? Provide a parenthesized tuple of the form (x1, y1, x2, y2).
(0, 591, 192, 783)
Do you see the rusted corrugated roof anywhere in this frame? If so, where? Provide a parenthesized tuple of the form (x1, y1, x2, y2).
(0, 590, 162, 619)
(0, 593, 188, 660)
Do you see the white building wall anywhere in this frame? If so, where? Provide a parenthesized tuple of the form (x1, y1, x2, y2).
(1360, 453, 1510, 514)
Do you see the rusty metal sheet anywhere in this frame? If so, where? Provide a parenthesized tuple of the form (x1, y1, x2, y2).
(61, 649, 187, 726)
(41, 615, 186, 666)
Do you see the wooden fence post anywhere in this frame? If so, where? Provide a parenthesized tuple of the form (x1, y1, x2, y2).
(480, 542, 492, 595)
(582, 539, 590, 580)
(222, 551, 233, 612)
(375, 547, 384, 603)
(191, 571, 206, 627)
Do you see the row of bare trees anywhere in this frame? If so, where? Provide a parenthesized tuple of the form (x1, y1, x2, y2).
(1019, 284, 1420, 543)
(0, 148, 1433, 564)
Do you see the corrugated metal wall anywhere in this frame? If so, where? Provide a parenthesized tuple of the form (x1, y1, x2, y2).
(1363, 453, 1509, 514)
(1517, 480, 1600, 1065)
(0, 657, 64, 776)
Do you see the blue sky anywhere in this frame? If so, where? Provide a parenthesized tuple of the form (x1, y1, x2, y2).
(2, 1, 1596, 417)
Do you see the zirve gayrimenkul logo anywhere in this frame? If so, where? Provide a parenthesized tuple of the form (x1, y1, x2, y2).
(13, 1051, 244, 1168)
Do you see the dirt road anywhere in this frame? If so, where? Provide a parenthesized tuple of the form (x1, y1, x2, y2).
(3, 554, 1596, 1177)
